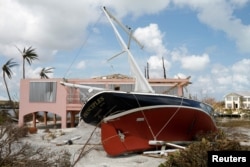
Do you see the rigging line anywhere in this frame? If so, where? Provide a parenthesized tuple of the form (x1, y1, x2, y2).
(102, 131, 129, 143)
(155, 96, 185, 139)
(132, 94, 156, 140)
(63, 14, 103, 78)
(141, 107, 156, 140)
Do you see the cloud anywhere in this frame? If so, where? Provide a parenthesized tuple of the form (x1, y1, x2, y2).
(187, 74, 217, 99)
(134, 24, 168, 55)
(216, 76, 232, 85)
(23, 66, 41, 79)
(76, 61, 86, 69)
(145, 56, 170, 78)
(147, 56, 168, 70)
(233, 74, 248, 85)
(231, 59, 250, 86)
(133, 24, 170, 78)
(211, 64, 232, 85)
(190, 58, 250, 99)
(103, 0, 171, 17)
(0, 0, 171, 63)
(211, 64, 229, 75)
(171, 47, 210, 71)
(174, 73, 188, 79)
(172, 0, 250, 53)
(232, 59, 250, 74)
(181, 54, 210, 71)
(1, 0, 250, 101)
(0, 0, 100, 61)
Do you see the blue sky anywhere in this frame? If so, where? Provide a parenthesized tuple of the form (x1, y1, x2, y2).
(1, 0, 250, 101)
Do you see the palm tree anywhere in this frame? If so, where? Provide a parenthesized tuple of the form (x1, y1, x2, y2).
(39, 67, 55, 79)
(2, 58, 19, 117)
(16, 46, 38, 79)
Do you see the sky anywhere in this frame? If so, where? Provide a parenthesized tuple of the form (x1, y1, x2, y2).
(1, 0, 250, 101)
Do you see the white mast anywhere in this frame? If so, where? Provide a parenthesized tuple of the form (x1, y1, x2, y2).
(102, 7, 154, 93)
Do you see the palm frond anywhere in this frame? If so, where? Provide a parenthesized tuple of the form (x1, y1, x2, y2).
(2, 58, 19, 79)
(40, 67, 55, 79)
(22, 46, 39, 65)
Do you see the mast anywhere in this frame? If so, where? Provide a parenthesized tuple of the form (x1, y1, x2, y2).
(102, 7, 154, 93)
(103, 7, 143, 49)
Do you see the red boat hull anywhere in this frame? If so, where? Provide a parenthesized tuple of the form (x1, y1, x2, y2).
(101, 105, 217, 156)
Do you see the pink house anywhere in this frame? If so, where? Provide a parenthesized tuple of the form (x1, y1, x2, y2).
(19, 76, 191, 129)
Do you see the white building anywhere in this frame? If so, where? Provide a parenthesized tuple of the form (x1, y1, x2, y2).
(224, 92, 250, 109)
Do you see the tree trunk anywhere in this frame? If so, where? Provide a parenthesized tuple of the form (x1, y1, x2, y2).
(23, 58, 25, 79)
(3, 73, 17, 118)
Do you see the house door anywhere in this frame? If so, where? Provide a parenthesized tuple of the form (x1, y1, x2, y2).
(235, 103, 238, 109)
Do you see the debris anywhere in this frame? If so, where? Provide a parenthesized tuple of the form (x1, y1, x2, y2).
(143, 149, 179, 157)
(149, 140, 186, 149)
(56, 136, 81, 146)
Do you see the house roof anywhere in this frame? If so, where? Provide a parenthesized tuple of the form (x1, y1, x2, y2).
(92, 73, 132, 79)
(224, 92, 250, 97)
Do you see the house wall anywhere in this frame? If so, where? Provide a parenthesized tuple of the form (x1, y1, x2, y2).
(19, 77, 190, 128)
(19, 78, 68, 128)
(224, 93, 250, 109)
(242, 96, 250, 109)
(224, 95, 241, 109)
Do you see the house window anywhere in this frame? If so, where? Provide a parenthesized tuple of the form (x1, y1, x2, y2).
(227, 104, 232, 108)
(233, 96, 238, 101)
(29, 82, 57, 102)
(242, 104, 246, 108)
(226, 97, 232, 101)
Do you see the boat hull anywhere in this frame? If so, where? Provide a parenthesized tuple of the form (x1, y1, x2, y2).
(80, 91, 214, 125)
(101, 105, 217, 156)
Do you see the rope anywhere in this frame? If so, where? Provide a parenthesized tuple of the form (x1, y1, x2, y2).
(141, 108, 156, 140)
(132, 94, 156, 140)
(155, 96, 185, 139)
(63, 14, 103, 78)
(102, 131, 129, 144)
(132, 93, 186, 140)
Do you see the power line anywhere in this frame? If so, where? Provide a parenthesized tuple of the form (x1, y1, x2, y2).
(63, 14, 103, 78)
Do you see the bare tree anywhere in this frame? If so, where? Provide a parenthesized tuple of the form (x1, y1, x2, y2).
(0, 123, 71, 166)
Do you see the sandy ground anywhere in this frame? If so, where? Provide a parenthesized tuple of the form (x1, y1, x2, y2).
(221, 126, 250, 146)
(21, 120, 250, 167)
(22, 121, 166, 167)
